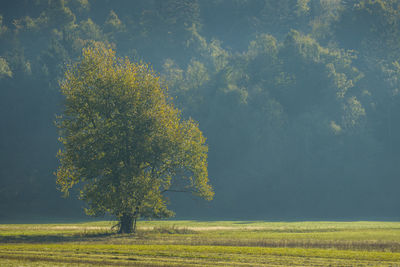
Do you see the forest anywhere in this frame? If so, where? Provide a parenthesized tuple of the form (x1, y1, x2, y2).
(1, 0, 400, 221)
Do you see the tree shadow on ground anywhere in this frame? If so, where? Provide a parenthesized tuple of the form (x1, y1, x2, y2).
(0, 231, 125, 243)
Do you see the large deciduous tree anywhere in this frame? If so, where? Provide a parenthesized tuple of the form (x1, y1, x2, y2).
(55, 46, 213, 233)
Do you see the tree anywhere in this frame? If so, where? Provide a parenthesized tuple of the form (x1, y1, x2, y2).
(55, 45, 213, 233)
(334, 0, 400, 60)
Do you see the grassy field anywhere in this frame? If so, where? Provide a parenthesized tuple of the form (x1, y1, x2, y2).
(1, 221, 400, 266)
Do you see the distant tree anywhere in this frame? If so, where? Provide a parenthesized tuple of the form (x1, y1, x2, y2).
(334, 0, 400, 59)
(55, 45, 213, 233)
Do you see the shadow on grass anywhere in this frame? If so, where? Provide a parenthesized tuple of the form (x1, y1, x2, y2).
(0, 226, 197, 244)
(0, 231, 127, 243)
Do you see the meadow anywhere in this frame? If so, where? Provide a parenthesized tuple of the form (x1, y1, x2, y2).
(1, 220, 400, 266)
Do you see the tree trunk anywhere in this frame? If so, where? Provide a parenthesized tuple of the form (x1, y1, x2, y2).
(118, 213, 134, 234)
(133, 216, 137, 233)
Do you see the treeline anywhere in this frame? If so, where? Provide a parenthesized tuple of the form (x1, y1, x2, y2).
(1, 0, 400, 220)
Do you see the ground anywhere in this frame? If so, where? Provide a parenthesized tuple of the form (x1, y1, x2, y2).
(1, 220, 400, 266)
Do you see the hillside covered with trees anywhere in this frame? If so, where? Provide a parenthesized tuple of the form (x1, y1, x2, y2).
(1, 0, 400, 221)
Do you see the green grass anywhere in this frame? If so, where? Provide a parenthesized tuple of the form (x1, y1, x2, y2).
(1, 221, 400, 266)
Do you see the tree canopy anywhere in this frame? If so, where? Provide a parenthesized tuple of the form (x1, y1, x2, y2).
(55, 45, 213, 233)
(2, 0, 400, 220)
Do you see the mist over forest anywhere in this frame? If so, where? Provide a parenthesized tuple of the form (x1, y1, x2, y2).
(1, 0, 400, 222)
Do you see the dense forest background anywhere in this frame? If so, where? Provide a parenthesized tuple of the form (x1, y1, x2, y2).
(1, 0, 400, 221)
